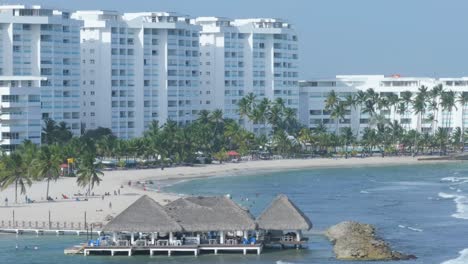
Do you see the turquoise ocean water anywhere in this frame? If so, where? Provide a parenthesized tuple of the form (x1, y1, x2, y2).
(1, 163, 468, 263)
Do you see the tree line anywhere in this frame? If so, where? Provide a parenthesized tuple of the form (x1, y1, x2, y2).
(1, 87, 467, 203)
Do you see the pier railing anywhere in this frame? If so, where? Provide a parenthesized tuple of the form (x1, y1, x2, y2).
(0, 220, 102, 231)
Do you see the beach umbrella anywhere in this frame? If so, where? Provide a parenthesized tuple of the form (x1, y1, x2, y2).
(227, 150, 240, 156)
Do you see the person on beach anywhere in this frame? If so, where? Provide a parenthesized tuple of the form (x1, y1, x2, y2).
(118, 189, 120, 195)
(109, 202, 112, 209)
(4, 197, 8, 207)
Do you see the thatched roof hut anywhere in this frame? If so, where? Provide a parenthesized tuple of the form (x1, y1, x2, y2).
(257, 194, 312, 231)
(103, 195, 183, 233)
(165, 196, 256, 232)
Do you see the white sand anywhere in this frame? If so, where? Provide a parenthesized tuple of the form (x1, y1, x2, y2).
(0, 156, 457, 225)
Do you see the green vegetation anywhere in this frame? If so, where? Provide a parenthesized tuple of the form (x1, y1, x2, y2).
(0, 87, 467, 199)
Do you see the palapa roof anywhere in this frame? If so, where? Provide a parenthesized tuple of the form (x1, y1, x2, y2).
(103, 195, 182, 233)
(165, 196, 256, 232)
(256, 194, 312, 231)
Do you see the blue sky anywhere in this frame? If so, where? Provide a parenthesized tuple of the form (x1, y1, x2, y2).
(18, 0, 468, 79)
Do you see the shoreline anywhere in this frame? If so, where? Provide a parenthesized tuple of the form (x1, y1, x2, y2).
(0, 156, 461, 224)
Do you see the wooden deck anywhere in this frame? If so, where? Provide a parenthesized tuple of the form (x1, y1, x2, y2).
(76, 243, 263, 256)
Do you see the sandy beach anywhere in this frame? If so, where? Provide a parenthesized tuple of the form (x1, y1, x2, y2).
(0, 156, 459, 225)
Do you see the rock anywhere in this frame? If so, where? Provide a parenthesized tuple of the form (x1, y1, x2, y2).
(325, 221, 416, 261)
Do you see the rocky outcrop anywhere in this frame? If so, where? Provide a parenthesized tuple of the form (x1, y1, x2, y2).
(325, 221, 416, 261)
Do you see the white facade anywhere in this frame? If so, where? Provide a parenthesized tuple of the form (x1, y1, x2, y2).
(299, 75, 468, 136)
(196, 17, 299, 131)
(72, 11, 200, 139)
(0, 5, 82, 137)
(0, 76, 44, 152)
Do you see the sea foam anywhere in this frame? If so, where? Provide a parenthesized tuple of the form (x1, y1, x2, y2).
(438, 193, 468, 220)
(441, 249, 468, 264)
(441, 177, 468, 184)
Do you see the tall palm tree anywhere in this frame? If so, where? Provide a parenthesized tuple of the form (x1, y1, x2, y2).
(76, 152, 103, 196)
(355, 90, 367, 138)
(283, 107, 298, 133)
(429, 84, 443, 135)
(330, 102, 346, 135)
(413, 94, 426, 133)
(441, 90, 457, 131)
(0, 152, 30, 203)
(457, 92, 468, 143)
(435, 127, 449, 155)
(325, 90, 338, 112)
(386, 93, 400, 124)
(340, 127, 355, 159)
(209, 109, 224, 137)
(258, 98, 271, 134)
(399, 91, 413, 130)
(41, 118, 57, 144)
(32, 144, 63, 200)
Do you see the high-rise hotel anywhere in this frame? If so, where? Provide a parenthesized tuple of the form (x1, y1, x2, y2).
(72, 11, 201, 139)
(0, 5, 81, 151)
(196, 17, 299, 132)
(0, 4, 301, 151)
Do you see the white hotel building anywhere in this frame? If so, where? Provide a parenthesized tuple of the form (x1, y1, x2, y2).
(299, 75, 468, 137)
(0, 5, 81, 151)
(72, 11, 200, 139)
(196, 17, 299, 131)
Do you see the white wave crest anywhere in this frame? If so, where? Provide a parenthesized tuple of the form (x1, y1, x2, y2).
(438, 193, 468, 220)
(442, 249, 468, 264)
(407, 227, 423, 232)
(441, 177, 468, 184)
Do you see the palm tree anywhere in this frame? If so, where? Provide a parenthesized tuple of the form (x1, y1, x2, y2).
(32, 144, 63, 200)
(441, 90, 457, 131)
(283, 107, 298, 133)
(0, 152, 31, 203)
(258, 98, 271, 134)
(355, 90, 367, 138)
(76, 151, 103, 196)
(209, 109, 224, 137)
(340, 127, 355, 159)
(325, 90, 338, 112)
(41, 118, 57, 144)
(451, 127, 463, 152)
(457, 92, 468, 143)
(429, 84, 443, 135)
(435, 127, 449, 155)
(412, 94, 426, 133)
(386, 93, 400, 124)
(330, 102, 346, 135)
(400, 91, 413, 130)
(361, 127, 377, 156)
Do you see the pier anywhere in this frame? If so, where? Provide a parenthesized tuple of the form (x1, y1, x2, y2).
(64, 194, 312, 257)
(0, 220, 102, 236)
(67, 244, 263, 256)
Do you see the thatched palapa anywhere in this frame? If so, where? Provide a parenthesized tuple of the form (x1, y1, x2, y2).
(103, 195, 182, 233)
(165, 196, 256, 232)
(257, 194, 312, 231)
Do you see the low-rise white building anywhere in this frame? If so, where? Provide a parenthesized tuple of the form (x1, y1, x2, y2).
(299, 75, 468, 137)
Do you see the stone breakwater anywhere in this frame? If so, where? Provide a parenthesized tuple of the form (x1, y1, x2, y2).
(325, 221, 416, 261)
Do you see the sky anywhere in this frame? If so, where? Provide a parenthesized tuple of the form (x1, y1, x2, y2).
(14, 0, 468, 79)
